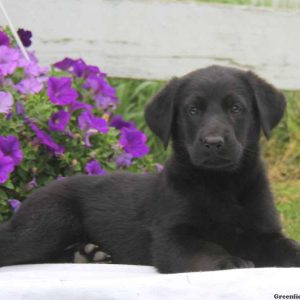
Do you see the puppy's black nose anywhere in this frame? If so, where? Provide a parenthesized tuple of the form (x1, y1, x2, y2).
(203, 136, 224, 150)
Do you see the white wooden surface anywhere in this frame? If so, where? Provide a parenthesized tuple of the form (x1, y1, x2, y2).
(2, 264, 300, 300)
(1, 0, 300, 89)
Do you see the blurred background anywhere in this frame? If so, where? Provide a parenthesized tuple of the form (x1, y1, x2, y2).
(1, 0, 300, 239)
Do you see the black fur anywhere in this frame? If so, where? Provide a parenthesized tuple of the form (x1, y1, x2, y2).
(1, 65, 300, 273)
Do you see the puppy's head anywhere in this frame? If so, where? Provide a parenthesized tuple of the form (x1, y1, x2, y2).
(145, 66, 285, 171)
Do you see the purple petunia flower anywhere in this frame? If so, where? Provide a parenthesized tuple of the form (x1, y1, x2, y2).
(17, 28, 32, 47)
(78, 110, 108, 134)
(53, 57, 105, 79)
(85, 160, 106, 176)
(5, 112, 13, 120)
(8, 199, 21, 212)
(53, 57, 76, 71)
(0, 31, 10, 46)
(16, 101, 25, 116)
(72, 59, 105, 78)
(0, 135, 23, 165)
(115, 153, 133, 168)
(78, 111, 94, 131)
(83, 74, 106, 91)
(55, 58, 84, 75)
(0, 150, 15, 184)
(17, 51, 48, 77)
(83, 74, 118, 110)
(85, 65, 105, 78)
(0, 91, 13, 114)
(26, 178, 38, 191)
(71, 59, 88, 77)
(0, 46, 20, 76)
(22, 60, 49, 78)
(29, 121, 64, 155)
(15, 78, 43, 95)
(94, 86, 118, 110)
(110, 115, 135, 130)
(83, 129, 97, 147)
(48, 110, 70, 132)
(69, 100, 92, 113)
(56, 175, 66, 181)
(119, 127, 149, 158)
(155, 163, 164, 173)
(94, 93, 118, 110)
(47, 77, 78, 106)
(0, 69, 3, 84)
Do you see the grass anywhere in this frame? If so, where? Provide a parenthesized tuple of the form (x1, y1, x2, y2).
(192, 0, 300, 8)
(109, 78, 168, 162)
(274, 181, 300, 239)
(109, 77, 300, 241)
(194, 0, 254, 5)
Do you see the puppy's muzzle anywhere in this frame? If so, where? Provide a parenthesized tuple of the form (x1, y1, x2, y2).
(201, 136, 224, 151)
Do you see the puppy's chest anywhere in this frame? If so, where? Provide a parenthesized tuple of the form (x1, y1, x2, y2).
(189, 188, 244, 230)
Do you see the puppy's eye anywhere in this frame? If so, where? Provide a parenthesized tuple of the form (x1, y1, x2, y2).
(188, 106, 199, 116)
(230, 104, 241, 114)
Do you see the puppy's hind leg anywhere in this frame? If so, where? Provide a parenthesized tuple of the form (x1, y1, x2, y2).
(0, 186, 82, 267)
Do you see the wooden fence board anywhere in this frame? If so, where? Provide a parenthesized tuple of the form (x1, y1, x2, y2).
(1, 0, 300, 89)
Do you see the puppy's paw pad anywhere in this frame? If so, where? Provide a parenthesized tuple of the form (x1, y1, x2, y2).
(74, 251, 89, 264)
(73, 243, 111, 264)
(84, 243, 99, 254)
(93, 250, 111, 262)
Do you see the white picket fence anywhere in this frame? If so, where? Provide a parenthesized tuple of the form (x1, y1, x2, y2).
(1, 0, 300, 90)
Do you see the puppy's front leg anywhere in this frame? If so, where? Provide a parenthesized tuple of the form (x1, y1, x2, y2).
(244, 233, 300, 267)
(152, 227, 254, 273)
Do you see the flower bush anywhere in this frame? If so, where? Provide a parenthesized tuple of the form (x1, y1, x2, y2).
(0, 27, 156, 221)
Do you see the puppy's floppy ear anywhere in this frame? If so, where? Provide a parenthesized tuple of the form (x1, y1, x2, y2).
(245, 71, 286, 138)
(145, 78, 180, 148)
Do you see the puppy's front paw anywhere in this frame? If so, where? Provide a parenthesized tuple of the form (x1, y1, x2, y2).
(73, 243, 112, 264)
(216, 256, 254, 270)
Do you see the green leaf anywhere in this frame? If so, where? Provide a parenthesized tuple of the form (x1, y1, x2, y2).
(3, 181, 15, 190)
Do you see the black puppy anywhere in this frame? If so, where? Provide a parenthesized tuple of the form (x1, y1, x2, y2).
(1, 65, 300, 273)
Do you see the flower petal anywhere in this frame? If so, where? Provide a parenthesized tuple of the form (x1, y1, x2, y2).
(85, 160, 106, 176)
(0, 91, 13, 114)
(48, 110, 70, 132)
(47, 77, 78, 105)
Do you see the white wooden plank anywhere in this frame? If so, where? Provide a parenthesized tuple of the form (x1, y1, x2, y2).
(1, 0, 300, 89)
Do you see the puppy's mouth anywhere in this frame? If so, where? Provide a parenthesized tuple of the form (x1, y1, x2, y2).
(200, 158, 238, 171)
(188, 142, 243, 171)
(190, 155, 239, 171)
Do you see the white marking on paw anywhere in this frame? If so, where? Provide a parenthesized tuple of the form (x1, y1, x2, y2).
(74, 251, 89, 263)
(84, 243, 99, 254)
(93, 251, 108, 262)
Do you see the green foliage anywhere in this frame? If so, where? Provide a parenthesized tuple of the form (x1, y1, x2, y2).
(192, 0, 299, 8)
(263, 91, 300, 181)
(0, 75, 156, 222)
(195, 0, 253, 5)
(274, 181, 300, 240)
(109, 78, 169, 162)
